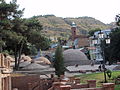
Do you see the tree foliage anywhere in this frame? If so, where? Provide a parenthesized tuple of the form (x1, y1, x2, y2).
(0, 0, 50, 70)
(108, 14, 120, 63)
(88, 28, 101, 36)
(54, 45, 65, 77)
(109, 27, 120, 63)
(0, 0, 25, 69)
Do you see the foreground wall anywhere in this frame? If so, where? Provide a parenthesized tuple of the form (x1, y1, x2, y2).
(0, 53, 12, 90)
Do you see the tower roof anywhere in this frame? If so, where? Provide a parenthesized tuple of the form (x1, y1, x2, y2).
(72, 22, 76, 27)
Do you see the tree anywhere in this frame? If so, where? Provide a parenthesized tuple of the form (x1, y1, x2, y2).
(0, 0, 51, 70)
(24, 18, 51, 50)
(54, 45, 65, 77)
(109, 27, 120, 63)
(115, 14, 120, 26)
(108, 14, 120, 63)
(0, 0, 25, 70)
(89, 28, 101, 36)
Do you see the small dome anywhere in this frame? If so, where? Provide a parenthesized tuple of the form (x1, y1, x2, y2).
(21, 55, 32, 61)
(19, 61, 31, 68)
(23, 63, 49, 70)
(72, 22, 76, 27)
(33, 57, 51, 64)
(63, 49, 91, 66)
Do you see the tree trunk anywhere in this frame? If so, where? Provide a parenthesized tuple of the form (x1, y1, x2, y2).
(14, 46, 18, 70)
(0, 37, 3, 53)
(17, 42, 24, 70)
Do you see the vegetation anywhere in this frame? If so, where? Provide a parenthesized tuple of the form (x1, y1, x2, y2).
(115, 85, 120, 90)
(88, 28, 101, 36)
(75, 71, 120, 89)
(0, 0, 50, 70)
(98, 14, 120, 64)
(54, 45, 65, 77)
(109, 27, 120, 63)
(36, 15, 111, 39)
(106, 69, 112, 79)
(107, 14, 120, 63)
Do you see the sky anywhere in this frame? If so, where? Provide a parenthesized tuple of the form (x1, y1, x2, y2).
(6, 0, 120, 24)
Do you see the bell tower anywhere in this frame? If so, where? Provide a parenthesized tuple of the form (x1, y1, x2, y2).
(71, 22, 77, 40)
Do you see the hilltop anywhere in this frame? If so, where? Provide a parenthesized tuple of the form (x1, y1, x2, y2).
(34, 15, 112, 39)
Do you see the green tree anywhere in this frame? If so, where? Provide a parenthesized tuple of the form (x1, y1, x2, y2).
(25, 18, 50, 50)
(54, 45, 65, 77)
(89, 28, 101, 36)
(115, 14, 120, 26)
(108, 14, 120, 63)
(0, 0, 25, 69)
(0, 0, 50, 70)
(109, 27, 120, 63)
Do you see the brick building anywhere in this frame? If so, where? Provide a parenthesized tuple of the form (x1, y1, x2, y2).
(71, 22, 89, 48)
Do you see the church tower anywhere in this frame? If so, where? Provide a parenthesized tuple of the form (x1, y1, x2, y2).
(71, 22, 77, 40)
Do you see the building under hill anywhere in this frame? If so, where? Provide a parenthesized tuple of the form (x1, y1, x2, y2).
(63, 49, 91, 66)
(71, 22, 89, 48)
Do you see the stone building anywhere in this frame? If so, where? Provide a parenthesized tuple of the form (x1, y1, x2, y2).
(63, 49, 91, 66)
(0, 53, 12, 90)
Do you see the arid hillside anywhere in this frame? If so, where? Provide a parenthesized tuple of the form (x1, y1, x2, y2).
(35, 15, 112, 39)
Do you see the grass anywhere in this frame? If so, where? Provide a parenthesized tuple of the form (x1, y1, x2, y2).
(74, 71, 120, 89)
(115, 85, 120, 90)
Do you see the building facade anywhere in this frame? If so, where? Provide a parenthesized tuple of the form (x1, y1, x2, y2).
(71, 22, 89, 48)
(89, 29, 111, 62)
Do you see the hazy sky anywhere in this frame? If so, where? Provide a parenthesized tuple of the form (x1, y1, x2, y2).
(6, 0, 120, 24)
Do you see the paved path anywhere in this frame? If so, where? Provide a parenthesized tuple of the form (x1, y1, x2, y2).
(65, 65, 118, 77)
(66, 65, 118, 71)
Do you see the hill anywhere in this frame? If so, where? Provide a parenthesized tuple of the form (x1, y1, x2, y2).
(35, 15, 111, 39)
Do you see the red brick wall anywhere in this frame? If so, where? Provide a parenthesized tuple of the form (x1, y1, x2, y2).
(11, 75, 40, 90)
(71, 84, 88, 89)
(11, 75, 53, 90)
(71, 27, 77, 40)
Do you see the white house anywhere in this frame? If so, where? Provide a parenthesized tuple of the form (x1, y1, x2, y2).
(89, 29, 111, 62)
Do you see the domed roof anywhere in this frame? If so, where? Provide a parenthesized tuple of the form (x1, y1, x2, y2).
(63, 49, 90, 66)
(21, 55, 32, 61)
(63, 49, 88, 61)
(33, 57, 51, 64)
(22, 62, 49, 70)
(19, 61, 31, 68)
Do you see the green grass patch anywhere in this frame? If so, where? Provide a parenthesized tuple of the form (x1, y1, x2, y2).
(115, 85, 120, 90)
(74, 71, 120, 88)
